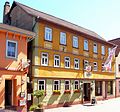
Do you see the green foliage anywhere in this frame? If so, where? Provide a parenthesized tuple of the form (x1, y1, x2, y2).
(29, 104, 38, 111)
(32, 90, 44, 99)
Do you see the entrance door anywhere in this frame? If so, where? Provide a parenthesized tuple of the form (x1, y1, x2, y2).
(83, 83, 90, 101)
(5, 80, 12, 106)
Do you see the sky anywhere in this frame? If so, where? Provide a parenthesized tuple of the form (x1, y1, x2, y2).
(0, 0, 120, 40)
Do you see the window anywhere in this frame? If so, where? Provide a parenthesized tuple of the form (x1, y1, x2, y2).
(54, 55, 60, 67)
(84, 39, 88, 51)
(60, 32, 66, 45)
(38, 80, 45, 90)
(6, 40, 17, 58)
(65, 80, 70, 90)
(107, 81, 113, 95)
(74, 80, 79, 90)
(102, 63, 105, 72)
(119, 81, 120, 93)
(93, 62, 98, 71)
(101, 45, 105, 55)
(45, 27, 52, 41)
(93, 43, 97, 53)
(108, 48, 111, 55)
(118, 64, 120, 72)
(53, 80, 60, 90)
(65, 57, 70, 68)
(73, 36, 78, 48)
(95, 81, 102, 96)
(41, 53, 48, 66)
(84, 60, 89, 70)
(74, 58, 79, 69)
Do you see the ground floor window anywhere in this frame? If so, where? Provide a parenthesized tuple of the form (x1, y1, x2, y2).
(95, 81, 102, 96)
(107, 81, 113, 95)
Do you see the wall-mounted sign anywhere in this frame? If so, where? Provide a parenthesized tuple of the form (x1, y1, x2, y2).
(27, 93, 31, 101)
(19, 99, 26, 106)
(84, 72, 92, 78)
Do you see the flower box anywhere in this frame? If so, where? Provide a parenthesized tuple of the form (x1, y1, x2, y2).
(53, 90, 61, 95)
(64, 90, 71, 94)
(74, 89, 80, 93)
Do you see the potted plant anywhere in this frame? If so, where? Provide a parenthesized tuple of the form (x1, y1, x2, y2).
(64, 90, 71, 94)
(74, 89, 80, 93)
(29, 90, 44, 112)
(53, 90, 61, 95)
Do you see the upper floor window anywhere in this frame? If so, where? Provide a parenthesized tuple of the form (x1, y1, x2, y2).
(65, 57, 70, 68)
(84, 60, 89, 70)
(41, 53, 48, 66)
(65, 80, 70, 90)
(60, 32, 66, 45)
(93, 43, 97, 53)
(102, 63, 105, 72)
(93, 62, 98, 71)
(38, 80, 45, 90)
(74, 58, 79, 69)
(45, 27, 52, 41)
(108, 48, 111, 55)
(6, 40, 17, 58)
(53, 80, 60, 90)
(74, 80, 79, 90)
(54, 55, 60, 67)
(101, 45, 105, 55)
(73, 36, 78, 48)
(84, 39, 88, 51)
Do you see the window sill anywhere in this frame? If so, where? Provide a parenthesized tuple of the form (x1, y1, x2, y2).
(64, 90, 71, 94)
(74, 89, 80, 93)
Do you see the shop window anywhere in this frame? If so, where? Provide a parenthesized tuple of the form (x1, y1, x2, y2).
(95, 81, 102, 96)
(107, 81, 113, 95)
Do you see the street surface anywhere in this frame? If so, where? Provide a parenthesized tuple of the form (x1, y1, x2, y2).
(45, 97, 120, 112)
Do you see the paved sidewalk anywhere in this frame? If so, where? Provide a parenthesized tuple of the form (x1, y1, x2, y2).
(45, 97, 120, 112)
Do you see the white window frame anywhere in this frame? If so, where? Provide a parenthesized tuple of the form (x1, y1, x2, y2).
(38, 80, 45, 90)
(74, 80, 79, 90)
(73, 36, 78, 48)
(102, 63, 105, 72)
(54, 55, 60, 67)
(6, 40, 17, 59)
(45, 27, 52, 41)
(64, 57, 70, 68)
(60, 32, 66, 45)
(74, 58, 79, 69)
(41, 53, 48, 66)
(93, 43, 97, 53)
(101, 45, 105, 55)
(84, 39, 88, 51)
(93, 62, 98, 71)
(84, 60, 89, 70)
(65, 80, 70, 90)
(53, 80, 60, 91)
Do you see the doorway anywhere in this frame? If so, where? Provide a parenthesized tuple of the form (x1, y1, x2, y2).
(83, 83, 91, 101)
(5, 80, 12, 106)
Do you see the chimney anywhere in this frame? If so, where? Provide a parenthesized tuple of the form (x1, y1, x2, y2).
(3, 1, 10, 23)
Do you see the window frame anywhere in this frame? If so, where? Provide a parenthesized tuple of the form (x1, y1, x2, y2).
(6, 40, 18, 59)
(73, 36, 78, 48)
(60, 32, 66, 45)
(54, 55, 60, 67)
(84, 39, 88, 51)
(102, 63, 105, 72)
(45, 27, 52, 41)
(74, 58, 79, 69)
(65, 80, 70, 90)
(53, 80, 60, 91)
(74, 80, 79, 90)
(118, 64, 120, 72)
(38, 80, 45, 91)
(84, 60, 89, 70)
(101, 45, 105, 55)
(93, 62, 98, 71)
(119, 81, 120, 93)
(64, 57, 70, 68)
(93, 43, 98, 53)
(41, 52, 48, 66)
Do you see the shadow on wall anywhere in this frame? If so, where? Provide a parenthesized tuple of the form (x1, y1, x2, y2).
(0, 87, 5, 107)
(47, 94, 59, 105)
